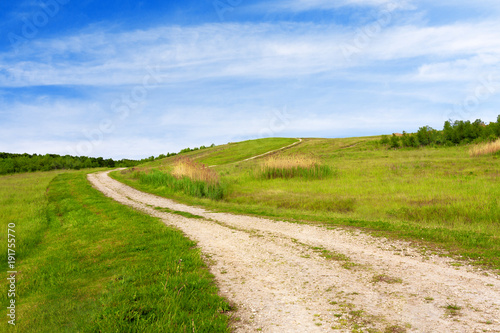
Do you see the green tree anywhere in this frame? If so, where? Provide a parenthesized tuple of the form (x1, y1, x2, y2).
(380, 135, 390, 145)
(495, 115, 500, 137)
(416, 126, 434, 146)
(443, 120, 454, 144)
(390, 134, 400, 149)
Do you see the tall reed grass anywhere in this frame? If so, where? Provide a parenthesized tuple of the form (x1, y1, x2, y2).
(260, 155, 333, 180)
(172, 157, 219, 184)
(469, 139, 500, 157)
(138, 158, 225, 200)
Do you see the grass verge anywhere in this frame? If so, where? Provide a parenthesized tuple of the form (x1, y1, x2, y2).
(0, 171, 231, 332)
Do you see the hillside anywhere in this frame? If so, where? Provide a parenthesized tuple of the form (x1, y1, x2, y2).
(94, 136, 500, 331)
(112, 136, 500, 269)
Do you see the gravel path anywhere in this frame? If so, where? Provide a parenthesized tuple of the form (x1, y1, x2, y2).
(88, 171, 500, 332)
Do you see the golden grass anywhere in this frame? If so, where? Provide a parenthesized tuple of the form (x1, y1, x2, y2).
(469, 139, 500, 157)
(260, 154, 333, 180)
(172, 157, 219, 184)
(262, 154, 320, 170)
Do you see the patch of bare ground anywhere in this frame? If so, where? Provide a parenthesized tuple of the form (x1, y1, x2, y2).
(89, 170, 500, 332)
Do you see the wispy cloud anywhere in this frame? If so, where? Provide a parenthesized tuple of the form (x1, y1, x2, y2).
(255, 0, 411, 12)
(1, 19, 500, 89)
(1, 1, 499, 158)
(415, 55, 500, 82)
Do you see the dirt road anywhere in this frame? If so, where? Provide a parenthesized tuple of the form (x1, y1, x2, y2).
(88, 171, 500, 332)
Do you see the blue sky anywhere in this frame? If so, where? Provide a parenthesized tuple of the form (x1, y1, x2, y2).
(1, 0, 500, 159)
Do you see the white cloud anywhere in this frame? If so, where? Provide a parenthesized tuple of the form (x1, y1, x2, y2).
(415, 55, 500, 82)
(2, 3, 500, 158)
(2, 19, 500, 89)
(256, 0, 500, 13)
(256, 0, 411, 12)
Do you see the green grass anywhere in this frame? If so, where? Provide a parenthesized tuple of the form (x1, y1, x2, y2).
(0, 171, 65, 269)
(193, 137, 299, 166)
(153, 206, 204, 219)
(141, 137, 298, 168)
(260, 164, 334, 180)
(137, 169, 226, 200)
(0, 171, 231, 332)
(112, 137, 500, 270)
(444, 304, 462, 317)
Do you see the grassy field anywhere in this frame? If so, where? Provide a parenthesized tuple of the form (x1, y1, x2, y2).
(141, 137, 298, 168)
(0, 170, 231, 332)
(112, 136, 500, 270)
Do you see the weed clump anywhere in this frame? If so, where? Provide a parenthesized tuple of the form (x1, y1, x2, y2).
(138, 158, 225, 200)
(372, 274, 402, 284)
(444, 304, 462, 317)
(260, 154, 334, 180)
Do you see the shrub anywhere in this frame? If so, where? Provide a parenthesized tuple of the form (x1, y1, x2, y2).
(380, 135, 390, 145)
(389, 134, 400, 149)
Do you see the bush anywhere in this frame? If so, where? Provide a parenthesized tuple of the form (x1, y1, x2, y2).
(389, 135, 400, 149)
(380, 135, 390, 145)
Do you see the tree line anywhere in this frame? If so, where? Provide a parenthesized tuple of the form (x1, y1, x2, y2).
(0, 143, 217, 175)
(0, 153, 140, 175)
(380, 115, 500, 149)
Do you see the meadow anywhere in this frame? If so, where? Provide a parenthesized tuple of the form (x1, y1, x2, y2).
(113, 136, 500, 269)
(2, 134, 498, 332)
(0, 170, 231, 332)
(140, 137, 298, 168)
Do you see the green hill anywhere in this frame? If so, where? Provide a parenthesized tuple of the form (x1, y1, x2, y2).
(112, 136, 500, 269)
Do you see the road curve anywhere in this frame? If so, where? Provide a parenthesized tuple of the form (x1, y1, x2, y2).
(88, 170, 500, 332)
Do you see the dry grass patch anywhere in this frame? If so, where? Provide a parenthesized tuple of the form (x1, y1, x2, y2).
(133, 158, 225, 200)
(173, 157, 219, 184)
(260, 154, 333, 179)
(469, 139, 500, 157)
(264, 154, 318, 169)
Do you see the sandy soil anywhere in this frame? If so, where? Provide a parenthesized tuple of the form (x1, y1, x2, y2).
(88, 170, 500, 332)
